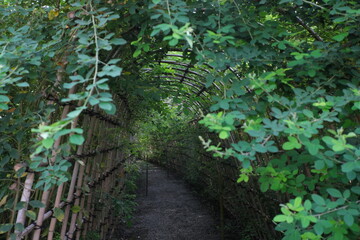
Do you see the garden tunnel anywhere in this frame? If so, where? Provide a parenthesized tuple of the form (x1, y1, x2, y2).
(1, 1, 360, 240)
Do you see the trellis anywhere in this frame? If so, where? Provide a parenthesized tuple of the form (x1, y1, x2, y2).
(151, 130, 282, 240)
(1, 1, 359, 240)
(142, 53, 284, 239)
(11, 95, 133, 240)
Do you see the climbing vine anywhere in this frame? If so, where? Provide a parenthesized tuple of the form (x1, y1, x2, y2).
(0, 0, 359, 239)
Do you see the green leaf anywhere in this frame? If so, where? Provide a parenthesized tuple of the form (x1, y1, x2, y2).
(110, 38, 126, 45)
(98, 65, 122, 77)
(0, 95, 10, 103)
(260, 182, 269, 192)
(294, 197, 302, 209)
(326, 188, 342, 198)
(322, 136, 335, 145)
(278, 42, 286, 50)
(0, 224, 13, 233)
(107, 59, 121, 65)
(42, 138, 54, 149)
(89, 96, 100, 106)
(219, 100, 229, 110)
(332, 32, 348, 42)
(219, 131, 229, 139)
(75, 19, 90, 25)
(103, 102, 116, 115)
(29, 200, 45, 208)
(254, 144, 267, 153)
(341, 162, 355, 173)
(315, 160, 325, 169)
(312, 194, 325, 206)
(133, 49, 141, 58)
(54, 128, 82, 140)
(304, 200, 312, 210)
(314, 206, 326, 213)
(281, 207, 292, 216)
(67, 109, 82, 118)
(26, 210, 37, 220)
(0, 103, 9, 110)
(69, 134, 84, 145)
(351, 186, 360, 195)
(151, 14, 161, 19)
(71, 205, 81, 213)
(98, 83, 109, 90)
(347, 167, 357, 178)
(310, 49, 322, 58)
(99, 102, 112, 111)
(344, 214, 354, 226)
(282, 142, 293, 150)
(302, 109, 313, 118)
(304, 139, 323, 156)
(332, 143, 345, 152)
(14, 223, 24, 232)
(296, 174, 305, 183)
(343, 190, 350, 199)
(0, 195, 8, 207)
(308, 69, 316, 77)
(314, 222, 324, 235)
(63, 82, 78, 89)
(300, 218, 310, 228)
(16, 82, 29, 87)
(283, 136, 301, 150)
(286, 215, 294, 223)
(69, 75, 85, 82)
(53, 208, 64, 222)
(169, 38, 179, 46)
(273, 214, 287, 222)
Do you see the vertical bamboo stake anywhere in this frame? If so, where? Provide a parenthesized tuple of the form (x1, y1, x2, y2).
(60, 144, 84, 239)
(29, 48, 76, 238)
(75, 155, 92, 240)
(32, 100, 80, 240)
(15, 86, 70, 239)
(81, 152, 98, 237)
(15, 93, 67, 239)
(106, 161, 117, 239)
(82, 119, 104, 237)
(60, 110, 88, 239)
(98, 127, 109, 239)
(46, 86, 78, 240)
(47, 184, 64, 239)
(80, 151, 96, 238)
(102, 146, 116, 237)
(67, 116, 97, 238)
(47, 117, 92, 239)
(31, 190, 50, 240)
(102, 123, 114, 238)
(66, 157, 86, 238)
(75, 116, 98, 240)
(15, 172, 35, 239)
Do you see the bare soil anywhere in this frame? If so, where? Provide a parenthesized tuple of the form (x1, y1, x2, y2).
(117, 163, 220, 240)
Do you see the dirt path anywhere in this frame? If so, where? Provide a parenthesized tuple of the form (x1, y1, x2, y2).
(119, 163, 220, 240)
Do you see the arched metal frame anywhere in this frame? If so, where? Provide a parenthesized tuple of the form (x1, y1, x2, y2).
(139, 51, 228, 115)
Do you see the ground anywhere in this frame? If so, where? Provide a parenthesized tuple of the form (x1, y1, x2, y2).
(116, 163, 220, 240)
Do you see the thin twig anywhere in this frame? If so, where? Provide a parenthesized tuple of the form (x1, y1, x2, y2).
(313, 200, 360, 218)
(232, 0, 253, 41)
(302, 0, 326, 10)
(295, 16, 323, 42)
(166, 0, 172, 25)
(84, 2, 100, 107)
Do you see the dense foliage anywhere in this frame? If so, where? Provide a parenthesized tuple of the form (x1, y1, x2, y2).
(0, 0, 359, 239)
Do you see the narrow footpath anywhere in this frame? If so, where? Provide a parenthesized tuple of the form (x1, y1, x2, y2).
(120, 163, 220, 240)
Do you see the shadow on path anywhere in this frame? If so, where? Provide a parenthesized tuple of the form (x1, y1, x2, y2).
(120, 163, 220, 240)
